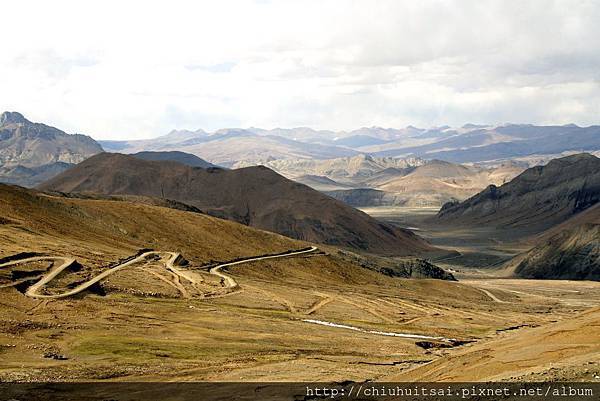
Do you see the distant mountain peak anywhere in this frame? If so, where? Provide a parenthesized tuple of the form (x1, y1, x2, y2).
(0, 113, 103, 187)
(462, 123, 488, 129)
(1, 111, 29, 125)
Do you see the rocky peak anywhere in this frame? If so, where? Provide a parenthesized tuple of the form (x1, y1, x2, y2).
(0, 111, 29, 125)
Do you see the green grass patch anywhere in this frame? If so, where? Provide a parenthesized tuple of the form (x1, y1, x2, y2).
(73, 335, 271, 361)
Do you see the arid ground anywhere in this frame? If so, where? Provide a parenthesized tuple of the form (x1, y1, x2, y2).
(1, 196, 599, 382)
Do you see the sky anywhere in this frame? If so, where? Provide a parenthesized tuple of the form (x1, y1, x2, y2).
(1, 0, 599, 140)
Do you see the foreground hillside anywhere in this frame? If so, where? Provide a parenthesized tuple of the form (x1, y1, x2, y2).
(0, 183, 451, 285)
(387, 305, 600, 381)
(39, 153, 434, 256)
(0, 184, 305, 263)
(437, 153, 600, 234)
(0, 112, 102, 187)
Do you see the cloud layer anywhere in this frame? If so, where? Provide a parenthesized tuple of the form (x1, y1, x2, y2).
(1, 0, 599, 139)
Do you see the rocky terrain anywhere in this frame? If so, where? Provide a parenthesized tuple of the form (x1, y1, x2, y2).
(0, 112, 103, 187)
(335, 249, 456, 280)
(292, 175, 354, 191)
(325, 188, 391, 207)
(38, 153, 435, 256)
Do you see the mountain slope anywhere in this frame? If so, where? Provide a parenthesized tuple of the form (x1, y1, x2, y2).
(131, 151, 217, 168)
(0, 183, 307, 263)
(267, 157, 523, 208)
(507, 204, 600, 280)
(0, 112, 103, 187)
(39, 153, 434, 256)
(315, 160, 523, 208)
(436, 153, 600, 233)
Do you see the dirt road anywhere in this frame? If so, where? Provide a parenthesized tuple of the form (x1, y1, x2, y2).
(209, 246, 318, 289)
(1, 247, 319, 299)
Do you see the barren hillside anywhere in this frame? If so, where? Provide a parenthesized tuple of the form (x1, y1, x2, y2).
(437, 153, 600, 233)
(505, 204, 600, 280)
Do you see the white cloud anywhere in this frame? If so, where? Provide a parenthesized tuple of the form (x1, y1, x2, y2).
(0, 0, 599, 139)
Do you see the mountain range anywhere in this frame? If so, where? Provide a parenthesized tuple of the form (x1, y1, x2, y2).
(99, 123, 600, 167)
(2, 111, 599, 192)
(100, 128, 360, 167)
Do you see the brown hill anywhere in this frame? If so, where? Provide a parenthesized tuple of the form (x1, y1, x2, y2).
(39, 153, 433, 256)
(436, 153, 600, 234)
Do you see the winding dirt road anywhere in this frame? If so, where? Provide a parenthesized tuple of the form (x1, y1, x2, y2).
(1, 247, 477, 345)
(0, 247, 319, 299)
(209, 246, 318, 289)
(478, 288, 507, 303)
